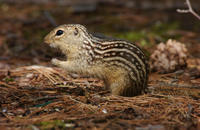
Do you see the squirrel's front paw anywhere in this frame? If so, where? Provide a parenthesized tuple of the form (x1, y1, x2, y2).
(51, 58, 60, 66)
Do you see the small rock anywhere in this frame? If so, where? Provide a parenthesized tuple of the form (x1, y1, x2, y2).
(65, 123, 75, 128)
(102, 108, 107, 114)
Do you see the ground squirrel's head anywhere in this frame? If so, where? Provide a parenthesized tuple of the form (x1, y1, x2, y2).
(44, 24, 90, 58)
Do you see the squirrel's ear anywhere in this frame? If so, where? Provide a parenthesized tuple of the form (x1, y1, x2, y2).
(74, 28, 79, 36)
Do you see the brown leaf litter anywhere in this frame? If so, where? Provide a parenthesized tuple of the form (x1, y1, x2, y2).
(0, 65, 199, 129)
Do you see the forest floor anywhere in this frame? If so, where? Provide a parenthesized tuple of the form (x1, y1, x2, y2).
(0, 3, 200, 130)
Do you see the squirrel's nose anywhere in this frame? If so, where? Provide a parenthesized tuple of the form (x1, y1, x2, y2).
(44, 34, 51, 44)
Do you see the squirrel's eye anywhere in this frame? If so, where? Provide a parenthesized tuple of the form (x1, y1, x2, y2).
(56, 30, 64, 36)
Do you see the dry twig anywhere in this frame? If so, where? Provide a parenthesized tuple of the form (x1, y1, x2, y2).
(68, 96, 98, 112)
(177, 0, 200, 20)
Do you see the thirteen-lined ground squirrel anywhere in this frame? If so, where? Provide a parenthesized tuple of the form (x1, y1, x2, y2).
(44, 24, 149, 97)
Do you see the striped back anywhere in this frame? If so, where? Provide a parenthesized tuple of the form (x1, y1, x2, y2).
(67, 24, 149, 94)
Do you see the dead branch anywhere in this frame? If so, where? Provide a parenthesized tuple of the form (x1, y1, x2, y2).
(177, 0, 200, 20)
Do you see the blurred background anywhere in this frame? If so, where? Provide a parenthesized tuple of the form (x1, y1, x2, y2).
(0, 0, 200, 66)
(0, 1, 200, 129)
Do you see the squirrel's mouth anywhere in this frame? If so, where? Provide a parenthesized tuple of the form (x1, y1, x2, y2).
(47, 43, 67, 61)
(48, 42, 58, 49)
